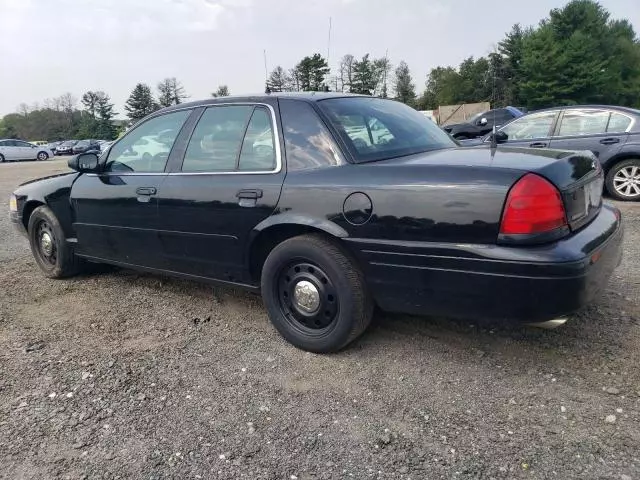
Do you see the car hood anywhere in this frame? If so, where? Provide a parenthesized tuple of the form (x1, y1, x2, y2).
(372, 146, 599, 191)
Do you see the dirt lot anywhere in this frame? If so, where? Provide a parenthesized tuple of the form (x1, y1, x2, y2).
(0, 158, 639, 480)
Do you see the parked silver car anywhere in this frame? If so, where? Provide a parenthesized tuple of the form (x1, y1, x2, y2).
(0, 139, 53, 162)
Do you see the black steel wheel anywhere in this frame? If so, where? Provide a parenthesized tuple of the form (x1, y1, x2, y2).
(34, 219, 58, 266)
(261, 234, 373, 353)
(28, 206, 81, 278)
(276, 261, 339, 334)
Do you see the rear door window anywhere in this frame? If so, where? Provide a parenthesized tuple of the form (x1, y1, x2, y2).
(238, 107, 277, 171)
(557, 109, 610, 136)
(182, 105, 279, 173)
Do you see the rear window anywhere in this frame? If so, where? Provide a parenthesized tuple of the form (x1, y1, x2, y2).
(318, 97, 455, 163)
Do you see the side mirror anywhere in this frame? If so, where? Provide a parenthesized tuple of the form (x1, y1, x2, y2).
(68, 152, 100, 172)
(479, 117, 488, 126)
(489, 131, 508, 144)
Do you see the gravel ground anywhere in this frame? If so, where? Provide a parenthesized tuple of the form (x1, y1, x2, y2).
(1, 158, 639, 480)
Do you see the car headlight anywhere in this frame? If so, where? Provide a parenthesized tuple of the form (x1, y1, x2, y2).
(9, 195, 18, 212)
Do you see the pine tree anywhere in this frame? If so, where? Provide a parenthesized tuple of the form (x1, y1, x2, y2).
(267, 66, 291, 92)
(95, 93, 117, 140)
(393, 61, 416, 106)
(293, 54, 330, 91)
(351, 54, 377, 95)
(124, 83, 158, 123)
(211, 85, 230, 98)
(157, 78, 188, 108)
(81, 91, 101, 119)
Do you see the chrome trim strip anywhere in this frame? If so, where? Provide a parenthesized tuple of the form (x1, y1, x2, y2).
(93, 102, 283, 177)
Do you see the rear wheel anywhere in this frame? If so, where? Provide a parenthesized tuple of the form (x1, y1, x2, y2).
(606, 159, 640, 201)
(0, 153, 5, 163)
(37, 151, 49, 161)
(28, 206, 81, 278)
(261, 234, 373, 353)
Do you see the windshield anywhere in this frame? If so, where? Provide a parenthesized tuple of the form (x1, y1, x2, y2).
(76, 140, 89, 146)
(318, 97, 455, 163)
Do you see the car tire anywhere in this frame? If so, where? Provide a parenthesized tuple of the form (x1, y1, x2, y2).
(37, 151, 49, 161)
(605, 159, 640, 201)
(28, 206, 82, 279)
(0, 153, 5, 163)
(261, 234, 373, 353)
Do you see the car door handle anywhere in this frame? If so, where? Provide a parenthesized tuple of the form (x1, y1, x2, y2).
(236, 189, 263, 208)
(600, 138, 621, 145)
(529, 142, 547, 148)
(236, 189, 263, 200)
(136, 187, 157, 196)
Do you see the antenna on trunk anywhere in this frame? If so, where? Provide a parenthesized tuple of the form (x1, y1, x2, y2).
(490, 51, 498, 152)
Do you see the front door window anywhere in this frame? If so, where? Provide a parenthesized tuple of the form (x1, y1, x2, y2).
(500, 112, 557, 141)
(105, 110, 191, 173)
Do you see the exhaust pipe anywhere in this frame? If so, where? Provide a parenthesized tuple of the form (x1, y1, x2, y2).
(527, 317, 569, 329)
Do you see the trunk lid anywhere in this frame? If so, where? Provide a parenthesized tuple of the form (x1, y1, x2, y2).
(375, 145, 603, 232)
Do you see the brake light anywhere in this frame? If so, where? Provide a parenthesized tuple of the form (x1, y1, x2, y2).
(500, 174, 567, 235)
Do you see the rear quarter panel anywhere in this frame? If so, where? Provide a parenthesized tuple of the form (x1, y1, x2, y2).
(275, 163, 522, 245)
(602, 133, 640, 171)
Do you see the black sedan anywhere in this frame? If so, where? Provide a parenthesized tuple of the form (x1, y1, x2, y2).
(460, 105, 640, 201)
(54, 140, 78, 155)
(72, 139, 101, 154)
(9, 94, 623, 353)
(442, 106, 525, 140)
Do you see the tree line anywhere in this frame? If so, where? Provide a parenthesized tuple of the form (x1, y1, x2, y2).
(122, 80, 231, 123)
(266, 0, 640, 110)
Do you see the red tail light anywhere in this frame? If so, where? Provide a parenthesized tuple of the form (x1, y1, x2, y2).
(500, 174, 567, 235)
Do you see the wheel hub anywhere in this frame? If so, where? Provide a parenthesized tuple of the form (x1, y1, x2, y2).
(614, 166, 640, 197)
(40, 232, 53, 256)
(277, 262, 339, 331)
(293, 280, 320, 313)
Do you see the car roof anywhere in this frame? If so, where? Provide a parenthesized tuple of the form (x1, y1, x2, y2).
(532, 105, 640, 116)
(160, 92, 369, 113)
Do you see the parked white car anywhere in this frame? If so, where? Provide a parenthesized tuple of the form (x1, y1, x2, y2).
(0, 139, 53, 162)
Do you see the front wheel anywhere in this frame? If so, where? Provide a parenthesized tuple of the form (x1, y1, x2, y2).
(28, 206, 81, 278)
(606, 159, 640, 201)
(0, 153, 5, 163)
(261, 234, 373, 353)
(37, 151, 49, 161)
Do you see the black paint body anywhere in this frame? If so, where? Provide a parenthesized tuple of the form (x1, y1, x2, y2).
(11, 94, 624, 324)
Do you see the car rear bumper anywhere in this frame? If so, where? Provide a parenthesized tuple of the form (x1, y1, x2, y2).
(348, 205, 623, 324)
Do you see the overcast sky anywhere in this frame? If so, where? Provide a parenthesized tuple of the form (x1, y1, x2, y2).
(0, 0, 638, 117)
